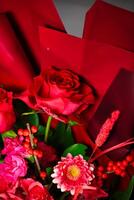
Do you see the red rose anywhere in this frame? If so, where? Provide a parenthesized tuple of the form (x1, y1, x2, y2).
(17, 67, 95, 122)
(20, 178, 53, 200)
(0, 88, 16, 133)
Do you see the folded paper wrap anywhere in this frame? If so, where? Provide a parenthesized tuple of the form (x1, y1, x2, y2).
(0, 14, 33, 90)
(0, 0, 134, 159)
(39, 27, 134, 158)
(83, 0, 134, 52)
(0, 0, 65, 68)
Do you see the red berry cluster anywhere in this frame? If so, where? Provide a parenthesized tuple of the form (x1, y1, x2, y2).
(18, 126, 43, 158)
(107, 154, 133, 177)
(96, 154, 134, 184)
(18, 125, 47, 179)
(96, 166, 108, 181)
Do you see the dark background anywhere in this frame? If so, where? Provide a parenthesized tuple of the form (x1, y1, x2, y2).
(54, 0, 134, 37)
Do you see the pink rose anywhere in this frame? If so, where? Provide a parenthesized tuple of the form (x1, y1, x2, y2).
(0, 88, 16, 133)
(17, 67, 95, 122)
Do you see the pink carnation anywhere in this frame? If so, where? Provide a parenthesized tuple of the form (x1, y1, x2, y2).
(51, 153, 95, 195)
(2, 137, 27, 157)
(0, 154, 27, 183)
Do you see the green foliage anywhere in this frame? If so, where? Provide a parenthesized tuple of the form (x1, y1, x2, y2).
(111, 176, 134, 200)
(0, 134, 4, 149)
(2, 130, 17, 139)
(0, 159, 3, 163)
(46, 167, 53, 176)
(68, 120, 78, 126)
(48, 122, 74, 152)
(14, 100, 39, 128)
(62, 143, 88, 160)
(27, 156, 35, 163)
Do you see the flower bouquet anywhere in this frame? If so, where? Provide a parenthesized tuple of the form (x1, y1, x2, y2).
(0, 0, 134, 199)
(0, 66, 134, 200)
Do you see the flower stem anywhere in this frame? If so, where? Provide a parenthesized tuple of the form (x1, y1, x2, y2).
(26, 123, 41, 174)
(60, 193, 68, 200)
(44, 116, 52, 143)
(22, 110, 44, 116)
(88, 145, 97, 162)
(34, 154, 41, 173)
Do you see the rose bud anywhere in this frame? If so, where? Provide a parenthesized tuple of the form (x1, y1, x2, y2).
(0, 88, 16, 133)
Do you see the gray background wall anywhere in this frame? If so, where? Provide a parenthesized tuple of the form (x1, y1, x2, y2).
(54, 0, 134, 37)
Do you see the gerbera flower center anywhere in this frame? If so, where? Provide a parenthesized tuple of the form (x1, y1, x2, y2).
(67, 165, 81, 181)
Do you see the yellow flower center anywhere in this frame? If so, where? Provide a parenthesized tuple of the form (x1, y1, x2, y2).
(67, 165, 81, 181)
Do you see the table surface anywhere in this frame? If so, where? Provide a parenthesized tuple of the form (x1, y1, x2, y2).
(54, 0, 134, 37)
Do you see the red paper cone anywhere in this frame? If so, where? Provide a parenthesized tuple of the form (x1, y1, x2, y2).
(0, 14, 33, 90)
(83, 0, 134, 52)
(0, 0, 65, 68)
(39, 27, 134, 159)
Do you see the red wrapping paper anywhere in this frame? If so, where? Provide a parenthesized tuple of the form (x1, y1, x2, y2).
(39, 27, 134, 158)
(0, 0, 65, 68)
(83, 0, 134, 52)
(0, 14, 33, 90)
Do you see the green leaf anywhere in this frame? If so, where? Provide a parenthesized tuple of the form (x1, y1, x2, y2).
(111, 176, 134, 200)
(46, 167, 53, 176)
(68, 120, 78, 126)
(27, 156, 35, 163)
(0, 134, 4, 149)
(21, 110, 39, 126)
(13, 100, 39, 128)
(65, 125, 75, 146)
(63, 143, 88, 158)
(48, 123, 74, 152)
(0, 159, 4, 163)
(2, 130, 17, 139)
(37, 125, 53, 141)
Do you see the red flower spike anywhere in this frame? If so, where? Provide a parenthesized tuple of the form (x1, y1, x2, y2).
(91, 138, 134, 162)
(95, 110, 120, 147)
